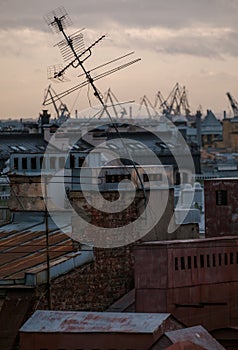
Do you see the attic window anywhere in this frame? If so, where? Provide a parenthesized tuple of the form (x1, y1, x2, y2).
(216, 190, 228, 206)
(13, 158, 19, 169)
(22, 157, 27, 170)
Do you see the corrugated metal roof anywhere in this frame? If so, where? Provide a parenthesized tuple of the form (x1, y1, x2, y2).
(0, 212, 92, 285)
(0, 134, 46, 160)
(165, 325, 225, 350)
(20, 310, 172, 333)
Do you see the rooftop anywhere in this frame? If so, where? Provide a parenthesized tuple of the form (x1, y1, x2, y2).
(165, 325, 225, 350)
(0, 212, 93, 286)
(20, 310, 172, 333)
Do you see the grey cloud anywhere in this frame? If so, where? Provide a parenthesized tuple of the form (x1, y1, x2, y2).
(1, 0, 238, 31)
(1, 0, 238, 59)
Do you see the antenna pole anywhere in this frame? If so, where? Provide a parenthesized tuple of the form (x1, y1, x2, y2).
(44, 175, 52, 310)
(48, 11, 147, 202)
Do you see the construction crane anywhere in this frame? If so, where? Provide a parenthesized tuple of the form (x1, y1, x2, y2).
(43, 84, 70, 121)
(155, 83, 191, 116)
(178, 86, 190, 116)
(226, 92, 238, 118)
(139, 95, 158, 119)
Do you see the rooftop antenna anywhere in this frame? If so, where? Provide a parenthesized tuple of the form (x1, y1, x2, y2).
(43, 7, 140, 102)
(43, 7, 147, 209)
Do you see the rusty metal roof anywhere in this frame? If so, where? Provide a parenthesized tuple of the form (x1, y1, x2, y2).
(20, 310, 172, 333)
(165, 325, 225, 350)
(0, 212, 93, 286)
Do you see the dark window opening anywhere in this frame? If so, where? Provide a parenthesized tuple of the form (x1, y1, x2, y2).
(175, 172, 181, 185)
(106, 174, 131, 183)
(181, 257, 185, 270)
(78, 157, 85, 167)
(143, 173, 149, 182)
(13, 157, 18, 169)
(230, 252, 234, 264)
(216, 190, 228, 206)
(70, 154, 75, 168)
(237, 252, 238, 264)
(31, 157, 37, 170)
(40, 157, 43, 169)
(200, 255, 204, 268)
(22, 157, 27, 170)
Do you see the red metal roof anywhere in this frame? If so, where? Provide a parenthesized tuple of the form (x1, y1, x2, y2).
(20, 310, 172, 333)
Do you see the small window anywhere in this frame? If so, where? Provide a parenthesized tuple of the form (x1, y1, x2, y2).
(31, 157, 37, 170)
(40, 157, 44, 169)
(216, 190, 228, 206)
(230, 252, 234, 264)
(181, 257, 185, 270)
(78, 157, 85, 167)
(200, 255, 204, 268)
(22, 157, 27, 170)
(13, 158, 19, 169)
(143, 174, 149, 182)
(237, 252, 238, 264)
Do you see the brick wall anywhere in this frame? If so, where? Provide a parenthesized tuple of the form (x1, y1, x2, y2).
(35, 246, 134, 312)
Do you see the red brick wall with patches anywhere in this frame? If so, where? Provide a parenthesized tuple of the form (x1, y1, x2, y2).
(205, 178, 238, 237)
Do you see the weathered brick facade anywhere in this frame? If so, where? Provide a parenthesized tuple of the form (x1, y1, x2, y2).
(35, 246, 134, 312)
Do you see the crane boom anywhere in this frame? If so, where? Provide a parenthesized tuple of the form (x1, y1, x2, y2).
(226, 92, 238, 117)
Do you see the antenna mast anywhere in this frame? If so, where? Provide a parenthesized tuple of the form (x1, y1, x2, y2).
(44, 7, 146, 200)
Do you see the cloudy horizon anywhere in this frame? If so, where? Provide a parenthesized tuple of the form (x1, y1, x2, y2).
(1, 0, 238, 119)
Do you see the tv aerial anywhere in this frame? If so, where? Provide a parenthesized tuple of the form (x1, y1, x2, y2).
(43, 7, 145, 197)
(43, 7, 141, 113)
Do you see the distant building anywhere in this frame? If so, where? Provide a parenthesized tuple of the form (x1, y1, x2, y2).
(216, 116, 238, 152)
(201, 110, 222, 148)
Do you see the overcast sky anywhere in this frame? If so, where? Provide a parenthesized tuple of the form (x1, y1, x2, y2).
(1, 0, 238, 119)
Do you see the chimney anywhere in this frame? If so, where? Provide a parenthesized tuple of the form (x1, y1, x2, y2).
(39, 110, 51, 133)
(196, 110, 202, 147)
